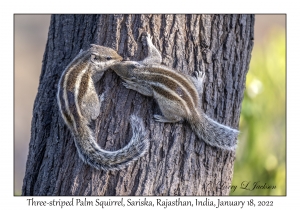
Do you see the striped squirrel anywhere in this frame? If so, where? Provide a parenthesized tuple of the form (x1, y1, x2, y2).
(57, 44, 149, 171)
(111, 32, 239, 150)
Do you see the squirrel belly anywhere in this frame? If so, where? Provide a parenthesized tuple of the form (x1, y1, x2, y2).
(57, 44, 149, 171)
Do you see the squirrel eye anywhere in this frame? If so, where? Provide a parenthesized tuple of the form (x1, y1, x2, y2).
(106, 56, 112, 60)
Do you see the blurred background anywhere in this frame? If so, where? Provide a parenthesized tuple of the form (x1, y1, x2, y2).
(14, 15, 286, 195)
(230, 15, 286, 195)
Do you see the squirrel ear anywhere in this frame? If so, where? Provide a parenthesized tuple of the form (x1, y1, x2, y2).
(90, 44, 98, 48)
(90, 53, 100, 64)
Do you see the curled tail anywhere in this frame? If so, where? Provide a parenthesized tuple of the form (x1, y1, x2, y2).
(189, 113, 239, 151)
(73, 115, 149, 171)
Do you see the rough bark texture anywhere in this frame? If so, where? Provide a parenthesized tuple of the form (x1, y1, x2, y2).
(22, 14, 254, 196)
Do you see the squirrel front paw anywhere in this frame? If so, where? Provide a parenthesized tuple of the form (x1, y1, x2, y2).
(193, 70, 205, 84)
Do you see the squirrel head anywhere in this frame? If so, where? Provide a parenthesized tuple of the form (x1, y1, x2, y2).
(89, 44, 123, 63)
(88, 44, 123, 72)
(110, 61, 141, 79)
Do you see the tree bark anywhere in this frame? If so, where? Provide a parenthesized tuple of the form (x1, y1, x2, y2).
(22, 14, 254, 196)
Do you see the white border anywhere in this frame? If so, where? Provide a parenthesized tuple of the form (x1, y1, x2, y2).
(2, 0, 297, 208)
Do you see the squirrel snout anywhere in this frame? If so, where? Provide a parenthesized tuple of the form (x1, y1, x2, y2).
(117, 55, 123, 61)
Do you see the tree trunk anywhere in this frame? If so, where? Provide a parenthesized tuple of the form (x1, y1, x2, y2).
(22, 14, 254, 196)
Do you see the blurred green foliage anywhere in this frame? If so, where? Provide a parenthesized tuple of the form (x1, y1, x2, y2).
(230, 28, 286, 195)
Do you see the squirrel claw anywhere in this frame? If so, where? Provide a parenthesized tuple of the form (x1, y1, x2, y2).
(194, 70, 205, 80)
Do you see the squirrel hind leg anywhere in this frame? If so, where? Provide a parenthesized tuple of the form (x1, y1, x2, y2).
(153, 100, 184, 123)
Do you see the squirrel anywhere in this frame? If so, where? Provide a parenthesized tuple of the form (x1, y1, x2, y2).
(57, 44, 149, 171)
(111, 32, 239, 151)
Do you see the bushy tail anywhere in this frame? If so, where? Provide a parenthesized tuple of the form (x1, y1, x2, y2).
(73, 115, 149, 171)
(189, 113, 239, 151)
